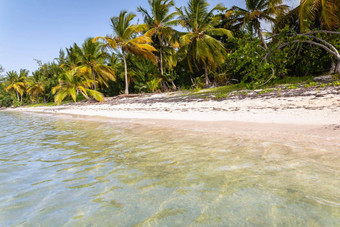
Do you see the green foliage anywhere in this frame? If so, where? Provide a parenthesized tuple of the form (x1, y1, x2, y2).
(52, 72, 104, 104)
(26, 102, 59, 107)
(223, 37, 276, 86)
(259, 88, 275, 95)
(0, 82, 13, 107)
(147, 78, 162, 92)
(177, 0, 232, 86)
(288, 84, 298, 89)
(93, 10, 157, 94)
(74, 38, 116, 90)
(191, 76, 205, 89)
(275, 30, 340, 76)
(12, 99, 22, 107)
(1, 0, 339, 106)
(138, 0, 179, 85)
(299, 0, 340, 32)
(332, 81, 340, 86)
(304, 82, 318, 88)
(226, 0, 289, 48)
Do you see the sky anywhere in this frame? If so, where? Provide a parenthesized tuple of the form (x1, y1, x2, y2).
(0, 0, 298, 75)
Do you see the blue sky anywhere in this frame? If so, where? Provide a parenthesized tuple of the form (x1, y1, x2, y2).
(0, 0, 297, 74)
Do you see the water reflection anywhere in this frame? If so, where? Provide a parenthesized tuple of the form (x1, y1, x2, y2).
(0, 112, 339, 226)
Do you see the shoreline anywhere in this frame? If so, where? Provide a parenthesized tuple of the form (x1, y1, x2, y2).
(3, 86, 340, 148)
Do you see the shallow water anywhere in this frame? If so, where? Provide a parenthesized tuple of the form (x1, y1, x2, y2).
(0, 112, 339, 226)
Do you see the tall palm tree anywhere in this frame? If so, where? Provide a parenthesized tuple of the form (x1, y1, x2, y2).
(4, 69, 28, 102)
(177, 0, 233, 86)
(74, 38, 116, 91)
(299, 0, 340, 32)
(226, 0, 289, 48)
(93, 10, 157, 95)
(52, 71, 104, 104)
(138, 0, 179, 78)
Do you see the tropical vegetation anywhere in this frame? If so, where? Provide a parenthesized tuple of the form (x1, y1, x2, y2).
(0, 0, 339, 107)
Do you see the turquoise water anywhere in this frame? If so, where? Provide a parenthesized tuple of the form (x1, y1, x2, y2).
(0, 112, 339, 226)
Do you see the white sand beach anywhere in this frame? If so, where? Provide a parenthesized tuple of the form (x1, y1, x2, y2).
(4, 86, 340, 147)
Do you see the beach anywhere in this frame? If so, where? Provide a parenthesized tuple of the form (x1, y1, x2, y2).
(4, 86, 340, 148)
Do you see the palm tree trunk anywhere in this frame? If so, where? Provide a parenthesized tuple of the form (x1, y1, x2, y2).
(79, 90, 90, 100)
(122, 50, 129, 95)
(330, 60, 340, 74)
(171, 79, 177, 90)
(258, 27, 268, 49)
(16, 91, 19, 101)
(160, 47, 164, 77)
(91, 66, 97, 91)
(335, 61, 340, 74)
(204, 62, 210, 87)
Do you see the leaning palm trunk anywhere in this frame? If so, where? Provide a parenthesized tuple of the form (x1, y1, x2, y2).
(79, 90, 90, 100)
(122, 51, 129, 95)
(171, 79, 177, 90)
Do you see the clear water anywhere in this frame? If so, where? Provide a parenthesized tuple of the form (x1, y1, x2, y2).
(0, 112, 339, 226)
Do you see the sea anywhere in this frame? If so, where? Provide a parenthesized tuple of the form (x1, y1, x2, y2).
(0, 111, 339, 226)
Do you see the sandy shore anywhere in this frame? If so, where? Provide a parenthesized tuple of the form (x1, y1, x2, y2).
(3, 86, 340, 147)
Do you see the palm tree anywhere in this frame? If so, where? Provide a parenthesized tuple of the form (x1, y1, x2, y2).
(33, 61, 63, 103)
(299, 0, 340, 32)
(93, 10, 157, 95)
(52, 71, 104, 104)
(226, 0, 289, 48)
(74, 38, 116, 91)
(177, 0, 233, 86)
(61, 45, 80, 71)
(4, 69, 28, 102)
(138, 0, 179, 78)
(26, 73, 45, 103)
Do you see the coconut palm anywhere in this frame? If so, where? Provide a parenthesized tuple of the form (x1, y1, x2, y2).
(4, 69, 28, 102)
(26, 73, 46, 102)
(93, 10, 157, 94)
(138, 0, 179, 78)
(33, 61, 63, 103)
(299, 0, 340, 32)
(52, 71, 104, 104)
(74, 38, 116, 91)
(177, 0, 233, 86)
(61, 45, 80, 71)
(226, 0, 289, 48)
